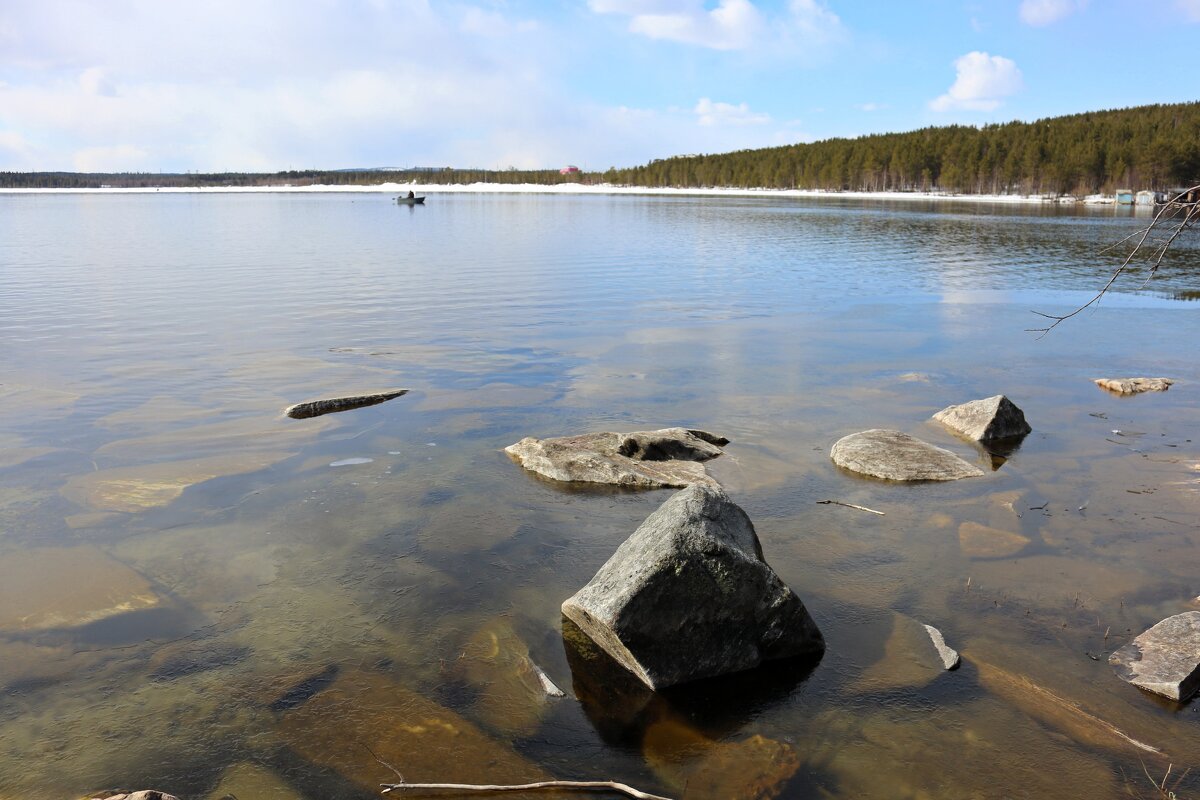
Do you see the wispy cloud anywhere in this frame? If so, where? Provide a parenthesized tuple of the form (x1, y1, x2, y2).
(930, 51, 1023, 112)
(694, 98, 770, 126)
(1179, 0, 1200, 21)
(589, 0, 842, 53)
(1018, 0, 1087, 26)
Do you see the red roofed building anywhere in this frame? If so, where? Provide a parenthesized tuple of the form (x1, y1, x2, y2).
(559, 165, 580, 174)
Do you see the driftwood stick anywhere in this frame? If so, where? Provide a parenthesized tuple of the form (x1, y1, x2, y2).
(380, 780, 673, 800)
(816, 499, 885, 516)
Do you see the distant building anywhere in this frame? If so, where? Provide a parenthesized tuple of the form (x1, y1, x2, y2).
(1136, 190, 1163, 206)
(1115, 189, 1134, 205)
(559, 165, 581, 175)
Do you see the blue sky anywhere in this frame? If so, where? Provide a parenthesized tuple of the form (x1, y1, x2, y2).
(1, 0, 1198, 172)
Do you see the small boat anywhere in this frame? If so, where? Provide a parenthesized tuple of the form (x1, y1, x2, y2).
(396, 195, 426, 205)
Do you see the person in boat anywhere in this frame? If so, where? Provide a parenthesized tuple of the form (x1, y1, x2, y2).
(407, 190, 415, 199)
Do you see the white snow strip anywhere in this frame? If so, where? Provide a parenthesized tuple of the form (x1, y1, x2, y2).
(0, 182, 1077, 205)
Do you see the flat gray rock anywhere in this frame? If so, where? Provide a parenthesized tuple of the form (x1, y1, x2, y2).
(933, 395, 1031, 441)
(505, 427, 727, 489)
(1109, 611, 1200, 701)
(831, 429, 983, 481)
(284, 389, 408, 419)
(562, 484, 823, 689)
(1095, 377, 1174, 395)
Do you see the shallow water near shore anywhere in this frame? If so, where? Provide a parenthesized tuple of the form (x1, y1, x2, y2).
(2, 192, 1199, 799)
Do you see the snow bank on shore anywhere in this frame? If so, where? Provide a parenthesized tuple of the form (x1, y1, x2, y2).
(0, 182, 1076, 205)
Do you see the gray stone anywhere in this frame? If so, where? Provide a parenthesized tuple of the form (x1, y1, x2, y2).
(284, 389, 408, 419)
(505, 427, 728, 489)
(1109, 611, 1200, 701)
(922, 624, 960, 670)
(1094, 377, 1174, 395)
(561, 484, 823, 689)
(933, 395, 1031, 441)
(830, 429, 983, 482)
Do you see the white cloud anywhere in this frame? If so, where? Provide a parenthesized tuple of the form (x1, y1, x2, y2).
(855, 102, 887, 112)
(1018, 0, 1087, 26)
(694, 98, 770, 126)
(930, 51, 1023, 112)
(73, 144, 149, 172)
(590, 0, 841, 53)
(1179, 0, 1200, 21)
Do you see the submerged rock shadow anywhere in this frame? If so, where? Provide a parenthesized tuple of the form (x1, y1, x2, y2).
(561, 616, 821, 746)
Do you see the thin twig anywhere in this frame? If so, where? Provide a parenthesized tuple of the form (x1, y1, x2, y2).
(381, 780, 674, 799)
(1029, 184, 1200, 336)
(817, 499, 885, 515)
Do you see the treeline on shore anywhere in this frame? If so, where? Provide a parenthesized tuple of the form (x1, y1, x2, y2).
(603, 102, 1200, 195)
(0, 167, 582, 190)
(3, 102, 1198, 195)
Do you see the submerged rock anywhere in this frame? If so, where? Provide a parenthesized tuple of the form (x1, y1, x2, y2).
(506, 427, 728, 489)
(460, 619, 564, 737)
(205, 763, 303, 800)
(561, 484, 823, 690)
(82, 792, 180, 800)
(1109, 611, 1200, 702)
(853, 614, 959, 692)
(831, 429, 983, 482)
(0, 545, 161, 632)
(276, 668, 547, 792)
(284, 389, 408, 419)
(643, 718, 800, 800)
(1094, 377, 1174, 395)
(932, 395, 1031, 442)
(61, 452, 294, 513)
(958, 521, 1030, 559)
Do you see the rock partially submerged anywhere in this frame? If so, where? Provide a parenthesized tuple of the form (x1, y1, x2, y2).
(853, 614, 959, 692)
(505, 427, 728, 489)
(284, 389, 408, 419)
(82, 792, 180, 800)
(1094, 377, 1174, 395)
(933, 395, 1031, 442)
(561, 484, 823, 690)
(1109, 611, 1200, 702)
(831, 429, 983, 482)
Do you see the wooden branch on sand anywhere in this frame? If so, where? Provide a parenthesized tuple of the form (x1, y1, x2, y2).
(381, 780, 674, 799)
(817, 499, 885, 516)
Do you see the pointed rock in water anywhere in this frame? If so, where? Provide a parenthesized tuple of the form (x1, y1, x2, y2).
(505, 427, 728, 489)
(561, 484, 823, 690)
(284, 389, 408, 419)
(933, 395, 1031, 442)
(460, 619, 564, 737)
(1094, 377, 1174, 395)
(1109, 612, 1200, 702)
(922, 624, 960, 670)
(831, 429, 983, 481)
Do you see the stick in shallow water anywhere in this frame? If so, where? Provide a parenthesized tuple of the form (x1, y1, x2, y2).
(380, 780, 674, 799)
(816, 499, 885, 516)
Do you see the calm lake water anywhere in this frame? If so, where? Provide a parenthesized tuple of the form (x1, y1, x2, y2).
(1, 191, 1199, 799)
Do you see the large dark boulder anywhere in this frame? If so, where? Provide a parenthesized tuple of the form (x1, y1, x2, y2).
(561, 485, 823, 689)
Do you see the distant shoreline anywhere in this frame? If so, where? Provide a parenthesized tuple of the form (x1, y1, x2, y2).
(0, 182, 1115, 205)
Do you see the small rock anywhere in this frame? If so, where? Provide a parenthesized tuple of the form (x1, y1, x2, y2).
(83, 792, 180, 800)
(831, 429, 983, 482)
(1094, 377, 1174, 395)
(922, 624, 960, 670)
(205, 763, 302, 800)
(932, 395, 1031, 441)
(561, 484, 823, 690)
(284, 389, 408, 419)
(460, 619, 564, 737)
(1109, 611, 1200, 701)
(506, 427, 728, 489)
(958, 521, 1030, 559)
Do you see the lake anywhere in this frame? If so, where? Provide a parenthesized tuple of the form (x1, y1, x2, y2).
(1, 191, 1199, 799)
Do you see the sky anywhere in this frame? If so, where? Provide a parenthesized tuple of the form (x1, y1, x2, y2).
(1, 0, 1198, 173)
